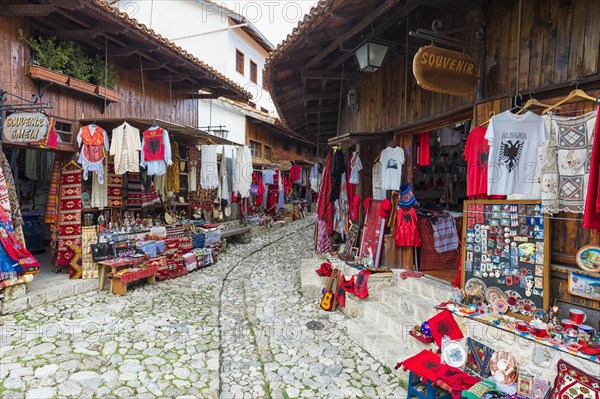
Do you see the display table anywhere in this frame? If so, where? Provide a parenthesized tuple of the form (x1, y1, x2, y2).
(97, 256, 147, 291)
(109, 265, 158, 296)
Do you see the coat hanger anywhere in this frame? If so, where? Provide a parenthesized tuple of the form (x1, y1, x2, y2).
(516, 94, 551, 114)
(508, 93, 523, 113)
(63, 159, 82, 170)
(480, 111, 495, 126)
(201, 136, 216, 145)
(543, 82, 597, 114)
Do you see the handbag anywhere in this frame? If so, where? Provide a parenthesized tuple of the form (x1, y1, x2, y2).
(91, 243, 114, 262)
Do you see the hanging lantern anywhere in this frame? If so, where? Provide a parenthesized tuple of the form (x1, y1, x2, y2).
(352, 40, 389, 72)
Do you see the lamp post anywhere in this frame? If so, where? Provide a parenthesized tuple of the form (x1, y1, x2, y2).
(352, 39, 390, 72)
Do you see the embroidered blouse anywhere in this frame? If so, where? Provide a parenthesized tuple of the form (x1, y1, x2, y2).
(110, 122, 141, 175)
(77, 124, 109, 183)
(140, 126, 172, 176)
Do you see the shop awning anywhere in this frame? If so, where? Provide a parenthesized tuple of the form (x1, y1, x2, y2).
(80, 118, 237, 146)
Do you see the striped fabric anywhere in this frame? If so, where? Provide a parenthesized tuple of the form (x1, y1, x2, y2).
(431, 213, 459, 253)
(57, 163, 83, 278)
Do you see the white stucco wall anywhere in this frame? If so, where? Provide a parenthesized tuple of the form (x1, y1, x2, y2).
(198, 100, 246, 145)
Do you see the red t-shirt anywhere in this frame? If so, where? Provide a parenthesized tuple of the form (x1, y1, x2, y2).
(463, 126, 490, 197)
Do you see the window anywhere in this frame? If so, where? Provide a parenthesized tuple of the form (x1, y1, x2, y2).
(260, 107, 268, 114)
(264, 145, 272, 161)
(249, 140, 261, 158)
(250, 60, 257, 83)
(249, 101, 256, 109)
(283, 140, 290, 151)
(296, 143, 302, 155)
(236, 49, 244, 75)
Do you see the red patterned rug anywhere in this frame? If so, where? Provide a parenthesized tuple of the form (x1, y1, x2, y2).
(550, 359, 600, 399)
(57, 163, 82, 279)
(107, 161, 123, 208)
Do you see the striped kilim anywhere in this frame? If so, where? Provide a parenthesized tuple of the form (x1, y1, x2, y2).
(57, 163, 82, 279)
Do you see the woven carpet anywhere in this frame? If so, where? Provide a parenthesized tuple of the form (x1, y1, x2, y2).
(81, 226, 98, 279)
(57, 163, 82, 279)
(107, 161, 123, 208)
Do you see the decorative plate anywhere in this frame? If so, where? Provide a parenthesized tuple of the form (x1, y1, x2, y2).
(465, 278, 487, 296)
(575, 245, 600, 273)
(485, 286, 505, 304)
(490, 351, 518, 385)
(519, 299, 536, 315)
(494, 299, 509, 314)
(441, 342, 467, 368)
(505, 290, 521, 310)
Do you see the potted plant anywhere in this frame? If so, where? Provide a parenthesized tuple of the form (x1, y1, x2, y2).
(18, 29, 70, 85)
(91, 55, 121, 102)
(63, 42, 96, 93)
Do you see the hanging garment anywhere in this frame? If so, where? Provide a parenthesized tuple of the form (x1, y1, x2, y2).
(395, 208, 421, 247)
(166, 142, 180, 194)
(584, 106, 600, 230)
(220, 148, 230, 204)
(44, 157, 61, 225)
(262, 169, 276, 185)
(372, 162, 385, 200)
(379, 146, 405, 191)
(235, 146, 252, 197)
(290, 163, 302, 182)
(110, 122, 141, 174)
(350, 194, 360, 222)
(439, 126, 462, 146)
(77, 124, 109, 183)
(486, 110, 549, 195)
(277, 187, 285, 210)
(330, 149, 346, 201)
(188, 145, 200, 192)
(154, 173, 168, 201)
(141, 126, 172, 176)
(200, 145, 219, 189)
(431, 213, 459, 253)
(349, 152, 362, 184)
(254, 171, 265, 207)
(464, 126, 490, 198)
(317, 152, 334, 236)
(91, 162, 108, 209)
(333, 173, 349, 240)
(57, 162, 83, 278)
(24, 149, 38, 180)
(542, 110, 597, 213)
(316, 217, 332, 253)
(418, 131, 431, 167)
(0, 150, 23, 236)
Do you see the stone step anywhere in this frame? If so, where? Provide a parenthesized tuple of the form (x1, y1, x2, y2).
(379, 288, 439, 324)
(345, 319, 428, 383)
(391, 275, 455, 304)
(300, 258, 325, 299)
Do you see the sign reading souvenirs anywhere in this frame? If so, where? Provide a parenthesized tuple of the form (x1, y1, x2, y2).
(413, 45, 478, 96)
(2, 112, 49, 143)
(461, 200, 551, 318)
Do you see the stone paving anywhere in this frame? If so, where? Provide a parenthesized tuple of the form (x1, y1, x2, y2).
(0, 218, 407, 399)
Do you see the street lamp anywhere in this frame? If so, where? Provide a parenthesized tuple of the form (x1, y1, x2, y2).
(352, 39, 389, 72)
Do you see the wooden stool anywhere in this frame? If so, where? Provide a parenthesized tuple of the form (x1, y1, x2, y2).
(109, 272, 157, 296)
(406, 372, 451, 399)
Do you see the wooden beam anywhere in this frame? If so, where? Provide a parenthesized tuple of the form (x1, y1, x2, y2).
(305, 93, 342, 101)
(304, 0, 401, 69)
(301, 71, 359, 80)
(149, 73, 189, 82)
(304, 105, 339, 114)
(49, 29, 103, 40)
(107, 47, 137, 57)
(0, 4, 58, 16)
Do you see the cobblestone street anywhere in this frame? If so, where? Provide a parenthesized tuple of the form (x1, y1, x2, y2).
(0, 219, 407, 399)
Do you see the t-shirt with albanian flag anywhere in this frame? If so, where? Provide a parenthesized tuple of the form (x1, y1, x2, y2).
(486, 110, 549, 195)
(464, 125, 490, 197)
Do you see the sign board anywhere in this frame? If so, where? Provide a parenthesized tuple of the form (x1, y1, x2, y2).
(2, 112, 49, 143)
(413, 45, 478, 96)
(339, 223, 360, 260)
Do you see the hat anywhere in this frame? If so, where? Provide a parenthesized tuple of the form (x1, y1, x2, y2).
(397, 183, 417, 207)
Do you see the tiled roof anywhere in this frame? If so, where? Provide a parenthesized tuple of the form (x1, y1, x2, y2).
(266, 0, 344, 65)
(90, 0, 251, 100)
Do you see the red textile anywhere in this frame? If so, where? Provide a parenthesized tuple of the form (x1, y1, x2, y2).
(417, 217, 461, 270)
(433, 364, 480, 399)
(427, 310, 464, 348)
(418, 131, 431, 166)
(363, 197, 372, 215)
(584, 106, 600, 230)
(397, 350, 441, 381)
(143, 128, 166, 162)
(57, 163, 82, 277)
(395, 208, 421, 247)
(316, 153, 334, 235)
(119, 266, 158, 284)
(290, 164, 302, 181)
(379, 198, 393, 219)
(351, 194, 360, 221)
(254, 172, 265, 207)
(463, 126, 490, 197)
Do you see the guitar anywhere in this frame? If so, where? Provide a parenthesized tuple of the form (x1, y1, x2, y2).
(320, 269, 340, 311)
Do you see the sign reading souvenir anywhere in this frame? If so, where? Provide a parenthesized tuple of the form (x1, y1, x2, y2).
(461, 200, 550, 318)
(413, 45, 478, 96)
(2, 112, 49, 143)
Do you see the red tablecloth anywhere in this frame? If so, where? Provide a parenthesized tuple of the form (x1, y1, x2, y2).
(118, 266, 158, 284)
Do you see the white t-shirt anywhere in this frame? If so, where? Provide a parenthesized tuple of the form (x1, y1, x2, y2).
(379, 146, 405, 190)
(486, 111, 549, 195)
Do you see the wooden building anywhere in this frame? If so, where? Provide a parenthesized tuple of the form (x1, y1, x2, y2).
(266, 0, 600, 310)
(0, 0, 249, 152)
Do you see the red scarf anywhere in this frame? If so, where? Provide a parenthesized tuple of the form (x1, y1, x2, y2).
(316, 153, 334, 235)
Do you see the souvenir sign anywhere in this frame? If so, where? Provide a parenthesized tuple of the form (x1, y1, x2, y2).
(3, 112, 49, 143)
(413, 45, 478, 96)
(462, 200, 550, 318)
(575, 245, 600, 273)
